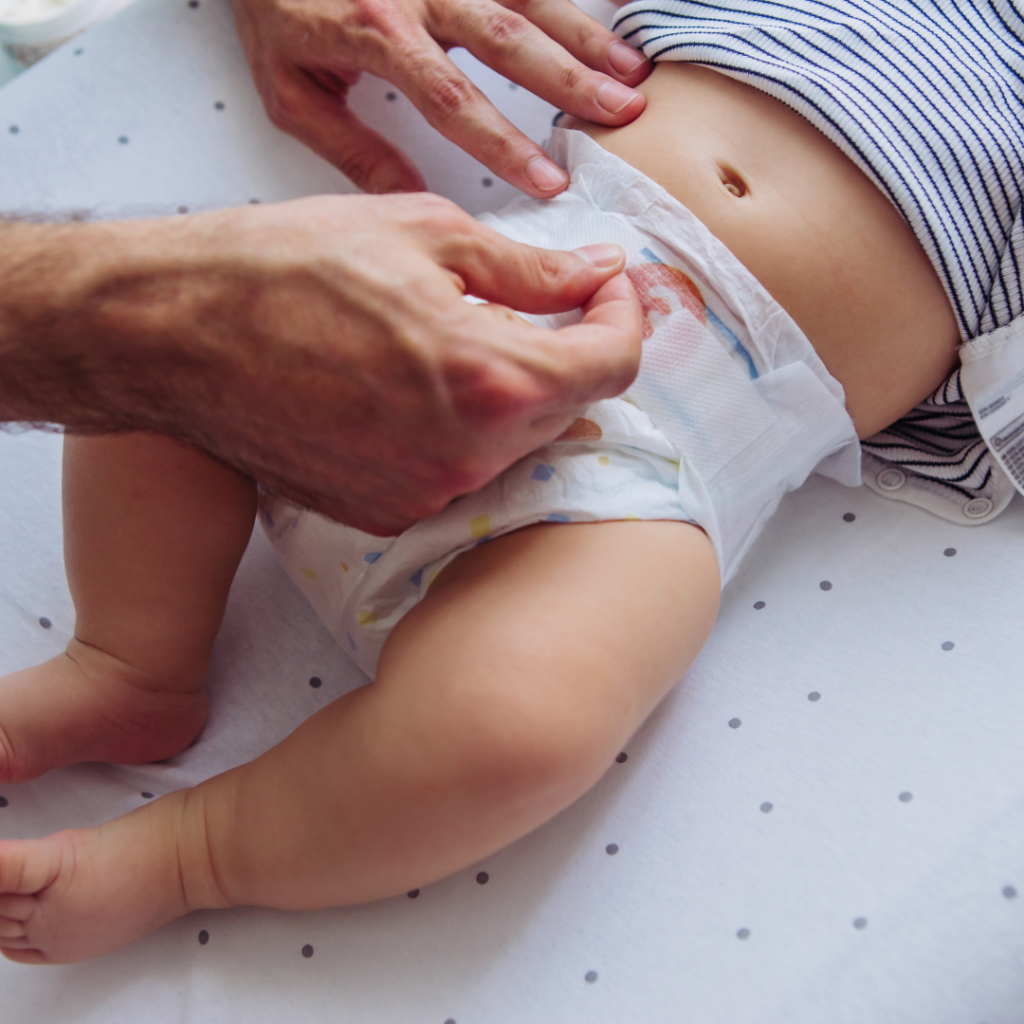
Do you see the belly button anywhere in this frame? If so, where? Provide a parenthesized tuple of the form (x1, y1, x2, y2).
(719, 167, 748, 198)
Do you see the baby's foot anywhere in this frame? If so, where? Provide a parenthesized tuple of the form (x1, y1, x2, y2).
(0, 640, 208, 784)
(0, 790, 218, 964)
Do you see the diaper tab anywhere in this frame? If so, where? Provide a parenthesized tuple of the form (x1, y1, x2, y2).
(960, 317, 1024, 500)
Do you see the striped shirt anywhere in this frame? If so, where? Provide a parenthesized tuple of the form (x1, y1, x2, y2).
(613, 0, 1024, 520)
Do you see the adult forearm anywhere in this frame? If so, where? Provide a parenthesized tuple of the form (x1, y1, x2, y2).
(0, 217, 186, 431)
(0, 196, 640, 532)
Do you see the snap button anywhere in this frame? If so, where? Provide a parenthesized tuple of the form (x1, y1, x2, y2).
(876, 468, 906, 491)
(963, 497, 994, 519)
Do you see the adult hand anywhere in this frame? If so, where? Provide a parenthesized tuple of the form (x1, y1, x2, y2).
(0, 196, 641, 535)
(231, 0, 651, 196)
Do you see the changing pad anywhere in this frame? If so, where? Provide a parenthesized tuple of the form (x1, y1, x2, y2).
(1, 1, 1023, 1020)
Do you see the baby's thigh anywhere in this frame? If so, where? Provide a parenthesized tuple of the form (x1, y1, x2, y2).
(376, 519, 719, 803)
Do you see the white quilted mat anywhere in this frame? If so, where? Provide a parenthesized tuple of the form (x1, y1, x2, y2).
(1, 2, 1023, 1020)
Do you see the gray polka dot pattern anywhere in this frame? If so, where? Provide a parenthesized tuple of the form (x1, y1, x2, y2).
(3, 24, 1024, 1017)
(38, 617, 51, 629)
(942, 641, 955, 651)
(476, 872, 489, 885)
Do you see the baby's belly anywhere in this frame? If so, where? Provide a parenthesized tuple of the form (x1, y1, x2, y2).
(569, 64, 960, 439)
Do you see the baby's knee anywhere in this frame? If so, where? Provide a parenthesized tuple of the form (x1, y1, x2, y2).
(436, 683, 622, 811)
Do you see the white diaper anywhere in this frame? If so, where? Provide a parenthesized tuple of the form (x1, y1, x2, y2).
(261, 129, 860, 679)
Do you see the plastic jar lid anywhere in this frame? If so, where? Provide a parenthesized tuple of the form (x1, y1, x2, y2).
(0, 0, 116, 62)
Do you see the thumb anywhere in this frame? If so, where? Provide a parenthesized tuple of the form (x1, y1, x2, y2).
(271, 68, 426, 194)
(443, 222, 628, 315)
(536, 270, 643, 405)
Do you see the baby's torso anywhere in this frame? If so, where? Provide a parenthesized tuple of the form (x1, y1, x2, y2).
(568, 64, 961, 439)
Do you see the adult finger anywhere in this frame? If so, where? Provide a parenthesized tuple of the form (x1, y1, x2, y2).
(385, 33, 571, 196)
(266, 65, 426, 193)
(536, 271, 643, 404)
(452, 271, 641, 430)
(433, 0, 647, 124)
(501, 0, 651, 85)
(430, 212, 629, 313)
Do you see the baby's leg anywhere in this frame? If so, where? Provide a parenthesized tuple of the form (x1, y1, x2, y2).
(0, 433, 256, 784)
(0, 518, 718, 963)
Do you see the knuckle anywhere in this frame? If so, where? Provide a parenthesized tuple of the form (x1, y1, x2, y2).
(573, 20, 605, 52)
(417, 195, 474, 239)
(264, 85, 300, 128)
(352, 0, 400, 33)
(531, 246, 571, 283)
(378, 190, 464, 233)
(419, 192, 464, 225)
(557, 62, 589, 94)
(425, 68, 477, 122)
(441, 350, 544, 430)
(461, 365, 541, 422)
(479, 8, 532, 52)
(336, 147, 390, 193)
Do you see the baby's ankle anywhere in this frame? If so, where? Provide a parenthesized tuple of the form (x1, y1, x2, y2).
(0, 648, 210, 785)
(170, 788, 234, 913)
(65, 636, 210, 699)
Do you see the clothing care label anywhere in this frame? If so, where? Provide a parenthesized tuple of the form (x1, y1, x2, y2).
(961, 320, 1024, 496)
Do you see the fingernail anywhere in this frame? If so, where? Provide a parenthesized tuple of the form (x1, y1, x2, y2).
(525, 156, 569, 193)
(608, 42, 646, 76)
(573, 243, 624, 268)
(597, 81, 640, 115)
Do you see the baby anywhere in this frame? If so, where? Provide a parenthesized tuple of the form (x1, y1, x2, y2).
(3, 0, 1017, 965)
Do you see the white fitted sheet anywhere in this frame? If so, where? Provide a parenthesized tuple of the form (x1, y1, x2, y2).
(1, 1, 1023, 1020)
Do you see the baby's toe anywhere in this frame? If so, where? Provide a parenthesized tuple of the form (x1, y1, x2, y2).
(0, 892, 37, 924)
(0, 917, 27, 940)
(1, 945, 47, 964)
(0, 838, 64, 896)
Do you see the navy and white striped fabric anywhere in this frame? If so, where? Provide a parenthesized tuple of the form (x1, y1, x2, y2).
(612, 0, 1024, 516)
